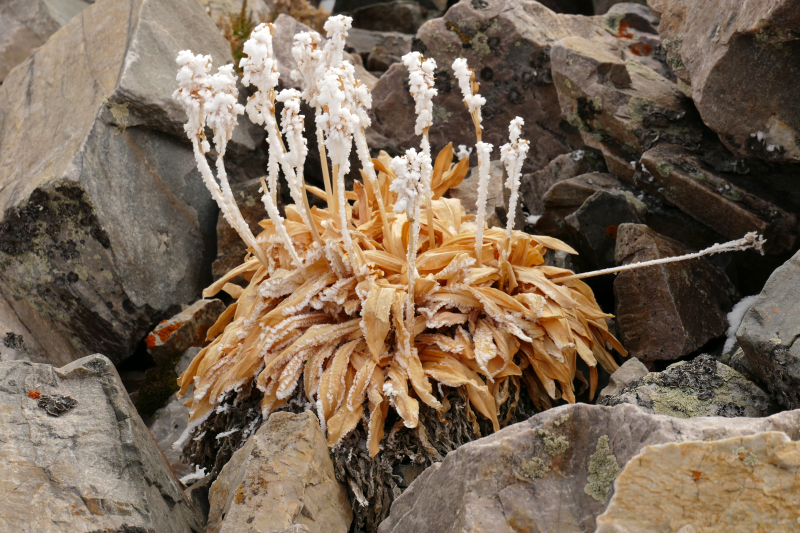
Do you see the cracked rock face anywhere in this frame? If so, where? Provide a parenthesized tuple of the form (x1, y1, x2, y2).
(596, 432, 800, 532)
(370, 0, 616, 170)
(737, 249, 800, 409)
(0, 354, 204, 532)
(0, 0, 264, 365)
(206, 411, 352, 533)
(377, 403, 800, 533)
(648, 0, 800, 163)
(613, 223, 736, 361)
(601, 354, 772, 418)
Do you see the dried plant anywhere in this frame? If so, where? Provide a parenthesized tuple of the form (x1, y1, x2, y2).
(171, 15, 760, 458)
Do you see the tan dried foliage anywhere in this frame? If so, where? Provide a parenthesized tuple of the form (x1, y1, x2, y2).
(178, 144, 626, 456)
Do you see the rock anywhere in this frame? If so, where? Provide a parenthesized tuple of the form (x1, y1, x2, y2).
(596, 432, 800, 532)
(370, 0, 621, 170)
(184, 473, 214, 524)
(377, 402, 800, 533)
(196, 0, 273, 31)
(0, 294, 47, 363)
(597, 356, 648, 402)
(150, 397, 192, 478)
(0, 0, 92, 82)
(602, 2, 659, 34)
(146, 299, 227, 364)
(520, 148, 607, 215)
(367, 32, 414, 71)
(737, 249, 800, 409)
(207, 411, 352, 533)
(648, 0, 800, 163)
(638, 143, 799, 255)
(347, 0, 436, 34)
(728, 347, 761, 386)
(601, 354, 771, 418)
(272, 13, 377, 90)
(0, 0, 266, 366)
(550, 35, 701, 161)
(346, 27, 391, 58)
(614, 224, 737, 361)
(593, 0, 647, 15)
(448, 160, 505, 228)
(566, 190, 646, 269)
(534, 172, 625, 239)
(0, 354, 204, 532)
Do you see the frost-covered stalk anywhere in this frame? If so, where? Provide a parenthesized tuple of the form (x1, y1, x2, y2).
(452, 58, 485, 142)
(275, 88, 324, 247)
(453, 58, 490, 265)
(291, 31, 336, 216)
(390, 151, 422, 349)
(238, 23, 306, 274)
(403, 52, 438, 250)
(317, 67, 358, 262)
(556, 232, 767, 283)
(174, 50, 270, 269)
(499, 117, 530, 261)
(473, 142, 493, 266)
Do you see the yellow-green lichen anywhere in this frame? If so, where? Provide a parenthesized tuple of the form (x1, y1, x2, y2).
(432, 105, 452, 124)
(584, 435, 621, 503)
(521, 457, 550, 479)
(553, 413, 570, 427)
(544, 434, 570, 456)
(656, 162, 675, 177)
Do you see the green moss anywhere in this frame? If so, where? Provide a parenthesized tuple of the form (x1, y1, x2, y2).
(584, 435, 621, 503)
(521, 457, 550, 479)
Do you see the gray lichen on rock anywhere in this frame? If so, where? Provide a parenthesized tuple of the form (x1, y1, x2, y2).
(521, 457, 550, 479)
(584, 435, 620, 504)
(600, 354, 771, 418)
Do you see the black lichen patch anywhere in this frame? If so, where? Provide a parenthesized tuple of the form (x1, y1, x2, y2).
(37, 393, 78, 416)
(3, 332, 25, 350)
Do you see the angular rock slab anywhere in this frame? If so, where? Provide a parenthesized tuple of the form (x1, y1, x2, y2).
(596, 432, 800, 532)
(377, 403, 800, 533)
(613, 223, 736, 361)
(0, 0, 250, 365)
(0, 354, 203, 532)
(370, 0, 620, 170)
(601, 354, 771, 418)
(648, 0, 800, 162)
(737, 249, 800, 409)
(0, 0, 92, 82)
(521, 148, 607, 216)
(207, 411, 352, 533)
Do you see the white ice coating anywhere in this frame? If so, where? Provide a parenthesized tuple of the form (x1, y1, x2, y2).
(474, 141, 493, 262)
(452, 57, 486, 117)
(456, 144, 472, 159)
(240, 23, 280, 123)
(322, 15, 351, 70)
(291, 31, 323, 107)
(205, 64, 244, 156)
(403, 52, 438, 136)
(174, 50, 212, 139)
(316, 68, 358, 175)
(389, 151, 421, 217)
(499, 117, 530, 242)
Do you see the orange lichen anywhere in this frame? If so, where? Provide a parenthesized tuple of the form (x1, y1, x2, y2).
(606, 225, 619, 239)
(616, 22, 633, 39)
(28, 390, 42, 399)
(630, 42, 652, 56)
(691, 470, 702, 482)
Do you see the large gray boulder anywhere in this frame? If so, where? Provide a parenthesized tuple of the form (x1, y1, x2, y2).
(0, 0, 263, 365)
(648, 0, 800, 163)
(0, 354, 204, 532)
(378, 403, 800, 533)
(737, 249, 800, 409)
(0, 0, 92, 82)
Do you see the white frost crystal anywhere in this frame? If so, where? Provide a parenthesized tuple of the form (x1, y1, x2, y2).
(403, 52, 438, 136)
(389, 151, 422, 217)
(205, 64, 244, 156)
(500, 117, 530, 240)
(452, 57, 486, 117)
(474, 141, 494, 262)
(174, 50, 212, 138)
(456, 144, 472, 159)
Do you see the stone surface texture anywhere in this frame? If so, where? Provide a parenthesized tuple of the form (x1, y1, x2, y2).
(207, 411, 352, 533)
(0, 0, 92, 81)
(597, 356, 648, 402)
(521, 148, 607, 216)
(377, 402, 800, 533)
(648, 0, 800, 162)
(0, 354, 203, 532)
(349, 0, 435, 34)
(0, 0, 264, 365)
(737, 249, 800, 409)
(448, 159, 505, 229)
(614, 223, 736, 361)
(370, 0, 623, 170)
(149, 396, 192, 478)
(596, 432, 800, 532)
(601, 354, 771, 418)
